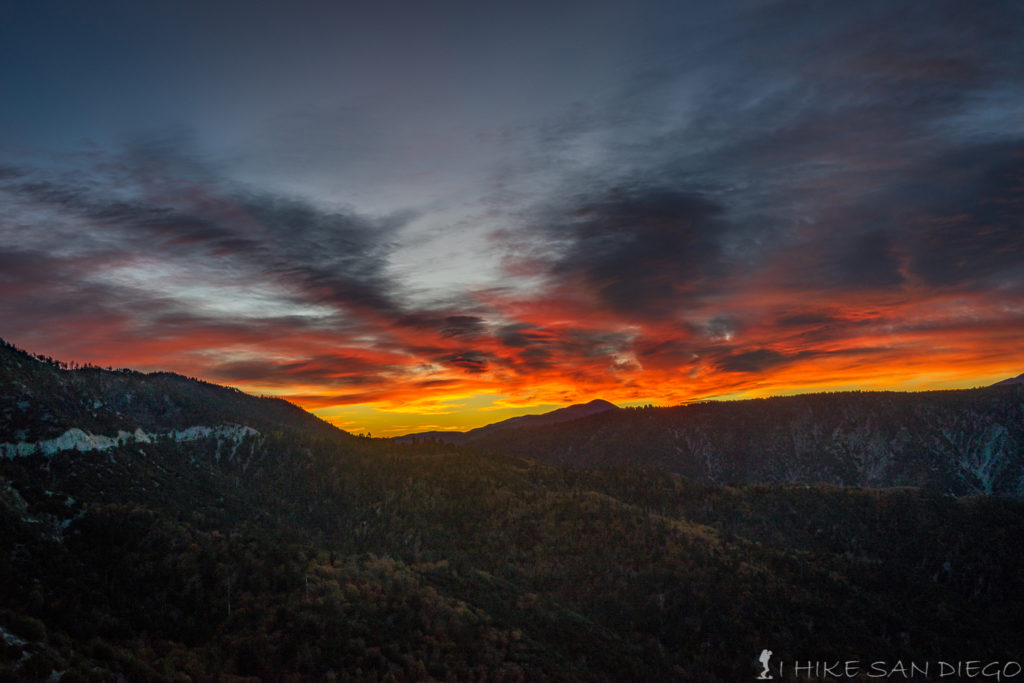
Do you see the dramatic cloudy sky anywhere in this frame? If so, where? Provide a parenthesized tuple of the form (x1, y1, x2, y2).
(2, 1, 1022, 434)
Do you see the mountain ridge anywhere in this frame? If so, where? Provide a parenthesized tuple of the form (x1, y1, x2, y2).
(394, 398, 619, 444)
(464, 385, 1024, 497)
(7, 338, 1022, 497)
(2, 336, 1024, 680)
(0, 338, 346, 444)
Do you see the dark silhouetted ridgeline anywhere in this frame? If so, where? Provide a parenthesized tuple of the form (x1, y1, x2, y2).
(1, 338, 1022, 681)
(463, 387, 1024, 497)
(0, 338, 344, 444)
(393, 399, 619, 445)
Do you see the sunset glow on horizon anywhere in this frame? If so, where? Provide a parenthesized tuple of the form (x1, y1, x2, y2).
(2, 1, 1022, 436)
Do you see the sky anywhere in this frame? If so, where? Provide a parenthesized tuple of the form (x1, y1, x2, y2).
(1, 0, 1023, 436)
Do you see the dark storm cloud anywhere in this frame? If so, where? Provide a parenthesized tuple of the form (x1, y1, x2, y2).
(635, 337, 693, 362)
(0, 153, 409, 320)
(10, 175, 229, 248)
(716, 348, 819, 374)
(769, 139, 1024, 295)
(902, 142, 1024, 291)
(516, 345, 555, 371)
(439, 350, 491, 374)
(541, 188, 732, 318)
(777, 223, 908, 293)
(395, 314, 487, 339)
(838, 231, 906, 290)
(236, 193, 405, 315)
(210, 355, 397, 387)
(497, 324, 553, 348)
(439, 316, 486, 339)
(519, 328, 638, 372)
(509, 0, 1024, 306)
(491, 1, 1023, 336)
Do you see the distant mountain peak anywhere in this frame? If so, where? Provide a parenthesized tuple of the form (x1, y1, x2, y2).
(394, 399, 619, 444)
(992, 373, 1024, 387)
(580, 398, 618, 409)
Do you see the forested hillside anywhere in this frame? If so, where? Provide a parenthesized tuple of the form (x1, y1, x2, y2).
(0, 339, 342, 445)
(2, 340, 1023, 681)
(467, 388, 1024, 497)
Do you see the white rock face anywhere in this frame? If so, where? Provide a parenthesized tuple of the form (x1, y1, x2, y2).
(38, 428, 121, 455)
(2, 441, 38, 458)
(2, 424, 260, 459)
(170, 424, 260, 442)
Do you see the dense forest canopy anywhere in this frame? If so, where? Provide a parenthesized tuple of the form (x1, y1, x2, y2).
(1, 339, 1022, 681)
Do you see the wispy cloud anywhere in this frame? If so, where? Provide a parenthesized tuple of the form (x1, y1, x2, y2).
(1, 0, 1022, 433)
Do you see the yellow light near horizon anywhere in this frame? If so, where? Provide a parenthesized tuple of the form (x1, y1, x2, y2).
(293, 364, 1017, 437)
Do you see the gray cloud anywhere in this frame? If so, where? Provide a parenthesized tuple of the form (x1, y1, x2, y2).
(210, 355, 398, 388)
(0, 152, 412, 324)
(715, 345, 837, 374)
(902, 142, 1024, 290)
(539, 188, 732, 318)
